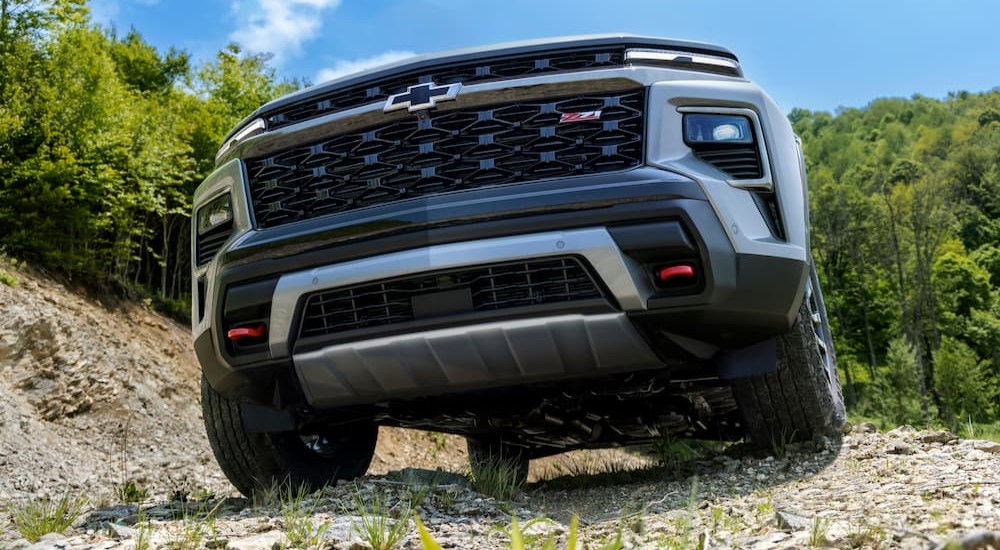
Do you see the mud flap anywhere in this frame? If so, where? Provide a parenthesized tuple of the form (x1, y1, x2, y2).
(715, 337, 777, 379)
(241, 402, 296, 433)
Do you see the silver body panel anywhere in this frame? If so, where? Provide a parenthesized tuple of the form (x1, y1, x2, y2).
(646, 79, 809, 262)
(267, 227, 654, 357)
(190, 159, 255, 338)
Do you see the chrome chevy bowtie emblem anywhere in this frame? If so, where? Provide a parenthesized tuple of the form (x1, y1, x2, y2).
(384, 82, 462, 113)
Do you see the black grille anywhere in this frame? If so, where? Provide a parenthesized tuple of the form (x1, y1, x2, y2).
(299, 257, 603, 338)
(265, 49, 625, 130)
(246, 89, 646, 229)
(196, 223, 232, 265)
(690, 144, 762, 180)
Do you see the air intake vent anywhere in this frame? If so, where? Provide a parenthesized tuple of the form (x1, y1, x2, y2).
(689, 143, 762, 180)
(196, 277, 207, 322)
(196, 222, 232, 265)
(298, 257, 604, 338)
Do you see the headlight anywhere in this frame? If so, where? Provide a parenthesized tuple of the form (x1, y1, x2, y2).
(197, 194, 232, 235)
(195, 193, 234, 266)
(680, 110, 766, 183)
(683, 114, 753, 144)
(215, 118, 265, 163)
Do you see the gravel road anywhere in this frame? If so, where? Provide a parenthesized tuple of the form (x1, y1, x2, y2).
(1, 268, 998, 549)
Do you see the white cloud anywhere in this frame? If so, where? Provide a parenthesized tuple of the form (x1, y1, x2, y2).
(229, 0, 341, 64)
(88, 0, 120, 26)
(315, 51, 418, 83)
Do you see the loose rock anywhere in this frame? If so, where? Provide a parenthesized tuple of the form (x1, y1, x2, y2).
(920, 430, 959, 444)
(854, 421, 879, 434)
(886, 440, 915, 455)
(972, 440, 1000, 454)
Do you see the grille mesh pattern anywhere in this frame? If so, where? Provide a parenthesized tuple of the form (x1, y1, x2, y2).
(265, 49, 625, 130)
(246, 89, 646, 229)
(299, 257, 603, 338)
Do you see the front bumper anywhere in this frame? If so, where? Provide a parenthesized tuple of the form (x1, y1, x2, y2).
(194, 167, 807, 407)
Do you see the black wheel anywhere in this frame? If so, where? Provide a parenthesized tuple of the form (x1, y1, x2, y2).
(201, 376, 377, 496)
(732, 265, 846, 447)
(466, 437, 530, 487)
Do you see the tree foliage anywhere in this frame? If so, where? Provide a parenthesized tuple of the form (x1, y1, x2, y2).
(796, 89, 1000, 428)
(0, 0, 296, 312)
(877, 337, 924, 426)
(933, 337, 996, 426)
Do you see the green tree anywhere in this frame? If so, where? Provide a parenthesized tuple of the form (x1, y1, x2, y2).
(932, 248, 992, 338)
(876, 337, 924, 426)
(187, 43, 299, 176)
(107, 28, 189, 94)
(932, 336, 996, 427)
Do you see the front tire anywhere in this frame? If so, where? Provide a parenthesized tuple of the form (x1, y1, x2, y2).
(732, 266, 846, 447)
(201, 376, 377, 496)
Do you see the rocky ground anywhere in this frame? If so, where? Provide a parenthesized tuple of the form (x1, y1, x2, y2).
(1, 426, 998, 549)
(1, 267, 998, 549)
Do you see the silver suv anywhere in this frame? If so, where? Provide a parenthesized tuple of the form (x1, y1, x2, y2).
(191, 34, 845, 495)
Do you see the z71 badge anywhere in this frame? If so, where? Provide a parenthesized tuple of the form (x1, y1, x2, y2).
(559, 110, 602, 123)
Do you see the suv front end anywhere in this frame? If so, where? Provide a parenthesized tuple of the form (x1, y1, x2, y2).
(191, 34, 844, 495)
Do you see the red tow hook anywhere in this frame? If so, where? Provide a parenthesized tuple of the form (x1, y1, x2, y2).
(227, 324, 267, 341)
(657, 264, 696, 284)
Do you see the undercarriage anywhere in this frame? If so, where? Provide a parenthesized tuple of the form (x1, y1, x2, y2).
(306, 371, 744, 453)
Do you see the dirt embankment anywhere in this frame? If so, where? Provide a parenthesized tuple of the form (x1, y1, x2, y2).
(1, 267, 998, 549)
(0, 268, 645, 501)
(0, 269, 472, 501)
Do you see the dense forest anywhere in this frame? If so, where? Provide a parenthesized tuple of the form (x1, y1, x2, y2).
(0, 1, 997, 433)
(793, 92, 1000, 433)
(0, 0, 297, 313)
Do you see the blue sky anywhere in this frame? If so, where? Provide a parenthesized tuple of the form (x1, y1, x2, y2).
(90, 0, 1000, 113)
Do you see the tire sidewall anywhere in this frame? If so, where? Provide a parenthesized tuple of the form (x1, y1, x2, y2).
(807, 264, 846, 425)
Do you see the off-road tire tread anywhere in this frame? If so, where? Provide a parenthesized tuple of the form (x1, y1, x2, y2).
(733, 296, 846, 447)
(201, 376, 377, 495)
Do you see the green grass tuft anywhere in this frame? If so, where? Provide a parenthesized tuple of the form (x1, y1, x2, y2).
(416, 512, 622, 550)
(114, 479, 149, 504)
(11, 493, 88, 542)
(249, 477, 313, 510)
(469, 455, 525, 501)
(846, 522, 885, 549)
(415, 516, 443, 550)
(283, 498, 330, 550)
(0, 249, 19, 287)
(350, 489, 412, 550)
(808, 516, 830, 547)
(164, 499, 224, 550)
